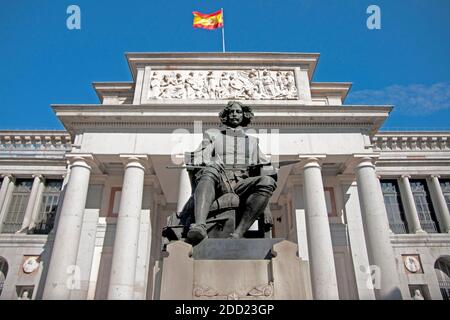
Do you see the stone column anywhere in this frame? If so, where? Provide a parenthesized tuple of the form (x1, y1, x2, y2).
(302, 158, 339, 300)
(29, 179, 46, 230)
(0, 174, 14, 230)
(107, 155, 147, 300)
(338, 177, 375, 300)
(0, 174, 13, 213)
(398, 175, 425, 234)
(177, 167, 192, 214)
(429, 175, 450, 233)
(355, 157, 402, 299)
(19, 174, 44, 233)
(43, 155, 93, 300)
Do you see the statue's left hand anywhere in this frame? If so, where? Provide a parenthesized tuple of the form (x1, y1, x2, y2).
(264, 210, 274, 226)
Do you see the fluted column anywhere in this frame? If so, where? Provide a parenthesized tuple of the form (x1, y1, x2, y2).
(18, 174, 44, 233)
(398, 175, 424, 234)
(355, 157, 402, 299)
(43, 155, 93, 299)
(0, 174, 13, 214)
(429, 175, 450, 233)
(29, 179, 46, 231)
(0, 175, 15, 232)
(108, 155, 147, 300)
(302, 158, 339, 300)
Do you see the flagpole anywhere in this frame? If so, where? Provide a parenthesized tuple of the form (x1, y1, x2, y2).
(221, 8, 226, 52)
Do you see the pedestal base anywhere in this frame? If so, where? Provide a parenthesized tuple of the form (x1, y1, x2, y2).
(157, 239, 312, 300)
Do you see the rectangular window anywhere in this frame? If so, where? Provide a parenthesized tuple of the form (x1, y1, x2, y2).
(1, 179, 33, 233)
(380, 180, 408, 234)
(410, 179, 440, 233)
(32, 179, 63, 234)
(440, 179, 450, 213)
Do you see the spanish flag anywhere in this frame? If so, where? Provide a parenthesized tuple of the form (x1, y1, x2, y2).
(192, 9, 223, 30)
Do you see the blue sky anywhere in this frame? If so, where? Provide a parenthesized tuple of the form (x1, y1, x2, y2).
(0, 0, 449, 130)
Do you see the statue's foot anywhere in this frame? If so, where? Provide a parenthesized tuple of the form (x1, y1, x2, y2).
(228, 232, 241, 239)
(187, 224, 207, 244)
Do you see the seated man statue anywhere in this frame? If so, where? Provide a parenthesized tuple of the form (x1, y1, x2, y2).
(180, 101, 278, 244)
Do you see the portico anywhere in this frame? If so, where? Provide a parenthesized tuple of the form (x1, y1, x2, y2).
(1, 53, 449, 300)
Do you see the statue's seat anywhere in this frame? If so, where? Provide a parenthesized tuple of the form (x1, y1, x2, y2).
(162, 192, 240, 242)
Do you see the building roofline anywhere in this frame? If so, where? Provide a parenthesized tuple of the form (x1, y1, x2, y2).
(125, 52, 321, 81)
(0, 130, 69, 135)
(310, 82, 353, 102)
(91, 82, 135, 102)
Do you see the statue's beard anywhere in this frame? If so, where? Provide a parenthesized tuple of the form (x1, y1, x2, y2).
(228, 119, 242, 127)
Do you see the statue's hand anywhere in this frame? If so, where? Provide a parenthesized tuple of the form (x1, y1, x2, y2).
(264, 210, 274, 227)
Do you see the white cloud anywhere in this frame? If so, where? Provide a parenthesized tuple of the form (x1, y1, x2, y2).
(346, 83, 450, 115)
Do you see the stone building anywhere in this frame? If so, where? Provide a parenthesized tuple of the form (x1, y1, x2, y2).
(0, 52, 449, 300)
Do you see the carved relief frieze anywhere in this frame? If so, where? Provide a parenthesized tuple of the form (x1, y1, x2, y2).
(193, 282, 274, 300)
(146, 69, 299, 100)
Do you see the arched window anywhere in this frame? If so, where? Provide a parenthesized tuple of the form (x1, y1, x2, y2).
(0, 256, 8, 297)
(434, 256, 450, 300)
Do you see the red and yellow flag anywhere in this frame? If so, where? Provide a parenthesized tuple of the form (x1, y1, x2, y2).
(192, 10, 223, 30)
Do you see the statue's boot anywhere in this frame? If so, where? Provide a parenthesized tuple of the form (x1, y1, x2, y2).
(187, 223, 208, 244)
(231, 193, 270, 238)
(187, 177, 215, 244)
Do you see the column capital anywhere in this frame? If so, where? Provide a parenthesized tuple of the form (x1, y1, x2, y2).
(400, 174, 411, 180)
(32, 174, 45, 181)
(430, 174, 441, 179)
(301, 156, 325, 169)
(119, 154, 149, 171)
(1, 173, 14, 180)
(355, 156, 376, 170)
(66, 154, 94, 170)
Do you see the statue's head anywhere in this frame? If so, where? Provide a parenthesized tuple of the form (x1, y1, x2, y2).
(219, 101, 254, 128)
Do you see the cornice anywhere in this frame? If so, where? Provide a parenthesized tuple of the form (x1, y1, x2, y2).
(125, 52, 321, 81)
(390, 233, 450, 247)
(92, 82, 134, 103)
(310, 82, 352, 102)
(52, 104, 391, 134)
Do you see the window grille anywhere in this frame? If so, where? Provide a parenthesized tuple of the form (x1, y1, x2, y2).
(31, 180, 62, 234)
(1, 179, 32, 233)
(410, 180, 440, 233)
(380, 180, 408, 234)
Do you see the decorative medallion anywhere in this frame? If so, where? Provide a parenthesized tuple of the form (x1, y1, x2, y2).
(403, 255, 421, 273)
(22, 257, 39, 274)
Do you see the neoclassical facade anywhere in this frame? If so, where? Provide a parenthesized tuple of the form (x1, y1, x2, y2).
(0, 53, 449, 300)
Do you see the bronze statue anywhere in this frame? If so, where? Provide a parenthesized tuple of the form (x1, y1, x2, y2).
(166, 101, 278, 245)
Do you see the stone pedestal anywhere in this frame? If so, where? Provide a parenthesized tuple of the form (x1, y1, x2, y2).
(158, 239, 312, 300)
